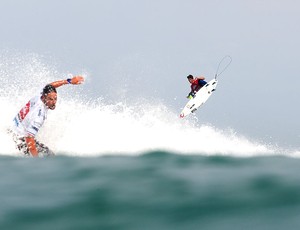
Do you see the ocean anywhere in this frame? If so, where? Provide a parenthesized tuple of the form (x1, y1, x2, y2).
(1, 153, 300, 230)
(1, 53, 300, 230)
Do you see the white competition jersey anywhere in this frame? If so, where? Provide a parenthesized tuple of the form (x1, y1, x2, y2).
(12, 93, 48, 138)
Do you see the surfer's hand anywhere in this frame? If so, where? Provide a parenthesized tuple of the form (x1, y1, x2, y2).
(71, 76, 84, 85)
(187, 92, 195, 99)
(25, 136, 38, 157)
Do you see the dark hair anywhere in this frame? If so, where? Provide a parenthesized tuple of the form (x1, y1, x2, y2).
(42, 84, 57, 96)
(187, 75, 193, 79)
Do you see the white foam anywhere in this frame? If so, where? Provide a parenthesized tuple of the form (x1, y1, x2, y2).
(1, 96, 275, 157)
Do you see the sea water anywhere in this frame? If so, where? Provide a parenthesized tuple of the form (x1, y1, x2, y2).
(1, 154, 300, 230)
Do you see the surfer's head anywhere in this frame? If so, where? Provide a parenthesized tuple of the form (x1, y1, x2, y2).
(41, 84, 57, 110)
(187, 74, 194, 83)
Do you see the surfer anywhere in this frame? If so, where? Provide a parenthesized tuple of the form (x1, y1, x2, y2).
(8, 76, 84, 157)
(186, 75, 207, 99)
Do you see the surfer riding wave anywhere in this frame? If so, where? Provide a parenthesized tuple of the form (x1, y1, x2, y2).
(8, 76, 84, 157)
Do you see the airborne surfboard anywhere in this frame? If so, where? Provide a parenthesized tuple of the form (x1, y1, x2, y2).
(179, 56, 232, 118)
(180, 78, 218, 118)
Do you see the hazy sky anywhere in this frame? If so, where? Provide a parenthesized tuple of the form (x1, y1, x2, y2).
(1, 0, 299, 148)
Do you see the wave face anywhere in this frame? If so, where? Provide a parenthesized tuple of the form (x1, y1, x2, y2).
(2, 153, 300, 230)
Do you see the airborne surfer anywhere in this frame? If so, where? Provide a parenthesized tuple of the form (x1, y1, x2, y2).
(186, 74, 207, 99)
(180, 56, 232, 118)
(8, 76, 84, 157)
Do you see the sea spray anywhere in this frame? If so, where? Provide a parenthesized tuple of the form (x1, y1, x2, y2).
(0, 52, 275, 157)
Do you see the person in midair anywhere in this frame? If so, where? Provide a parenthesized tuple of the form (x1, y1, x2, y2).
(186, 74, 207, 99)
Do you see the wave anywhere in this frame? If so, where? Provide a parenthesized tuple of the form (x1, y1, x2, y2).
(0, 51, 294, 157)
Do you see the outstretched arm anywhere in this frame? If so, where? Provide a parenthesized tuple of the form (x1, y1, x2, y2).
(50, 76, 84, 88)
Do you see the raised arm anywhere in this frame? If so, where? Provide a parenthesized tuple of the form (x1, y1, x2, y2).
(196, 76, 205, 80)
(50, 76, 84, 88)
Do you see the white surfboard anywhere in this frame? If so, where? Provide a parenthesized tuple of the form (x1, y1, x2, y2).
(180, 78, 218, 118)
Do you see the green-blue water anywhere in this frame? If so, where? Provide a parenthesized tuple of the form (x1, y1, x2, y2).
(1, 152, 300, 230)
